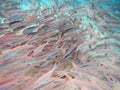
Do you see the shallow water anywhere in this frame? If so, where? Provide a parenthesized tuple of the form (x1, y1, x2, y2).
(0, 0, 120, 90)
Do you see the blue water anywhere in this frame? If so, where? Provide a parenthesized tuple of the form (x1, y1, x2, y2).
(20, 0, 120, 9)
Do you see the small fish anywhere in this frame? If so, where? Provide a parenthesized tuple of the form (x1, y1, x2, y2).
(76, 41, 87, 51)
(23, 26, 38, 35)
(72, 78, 101, 90)
(81, 51, 87, 64)
(24, 15, 38, 25)
(61, 24, 76, 33)
(24, 58, 47, 65)
(34, 64, 57, 88)
(9, 21, 24, 30)
(0, 77, 17, 89)
(0, 57, 22, 70)
(64, 46, 77, 58)
(48, 18, 66, 28)
(0, 76, 28, 90)
(4, 10, 23, 16)
(71, 62, 98, 77)
(6, 13, 27, 23)
(86, 7, 94, 17)
(44, 50, 59, 57)
(65, 72, 101, 90)
(88, 29, 100, 39)
(59, 5, 71, 14)
(32, 42, 48, 56)
(2, 44, 33, 60)
(0, 35, 21, 44)
(71, 12, 85, 21)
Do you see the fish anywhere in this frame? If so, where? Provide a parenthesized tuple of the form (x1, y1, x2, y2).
(24, 59, 46, 65)
(85, 7, 95, 17)
(0, 34, 21, 42)
(0, 78, 17, 89)
(32, 42, 48, 56)
(0, 23, 8, 30)
(88, 29, 100, 39)
(2, 44, 33, 60)
(8, 21, 25, 30)
(71, 12, 85, 18)
(5, 13, 27, 23)
(44, 50, 59, 57)
(33, 64, 57, 88)
(71, 62, 98, 77)
(23, 26, 38, 35)
(60, 24, 76, 33)
(58, 5, 71, 14)
(39, 16, 55, 25)
(94, 48, 117, 53)
(76, 41, 87, 51)
(64, 73, 101, 90)
(81, 51, 87, 64)
(0, 1, 119, 90)
(0, 59, 21, 71)
(64, 46, 77, 58)
(0, 76, 26, 89)
(3, 9, 28, 16)
(48, 18, 66, 29)
(24, 14, 38, 25)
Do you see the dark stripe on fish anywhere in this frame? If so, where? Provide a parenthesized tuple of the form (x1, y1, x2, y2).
(64, 47, 77, 58)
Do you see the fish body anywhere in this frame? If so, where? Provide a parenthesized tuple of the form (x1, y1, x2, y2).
(34, 65, 57, 88)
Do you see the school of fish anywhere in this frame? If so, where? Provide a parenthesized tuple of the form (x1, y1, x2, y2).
(0, 0, 120, 90)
